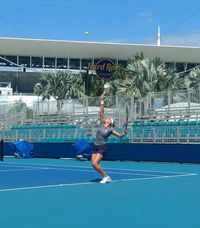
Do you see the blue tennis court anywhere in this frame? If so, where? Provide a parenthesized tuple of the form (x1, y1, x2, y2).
(0, 157, 199, 228)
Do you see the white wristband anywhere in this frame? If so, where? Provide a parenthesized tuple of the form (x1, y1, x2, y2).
(100, 100, 104, 105)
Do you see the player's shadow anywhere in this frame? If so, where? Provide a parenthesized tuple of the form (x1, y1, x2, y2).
(90, 178, 101, 182)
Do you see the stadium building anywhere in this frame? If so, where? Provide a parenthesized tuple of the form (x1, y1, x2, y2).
(0, 36, 200, 93)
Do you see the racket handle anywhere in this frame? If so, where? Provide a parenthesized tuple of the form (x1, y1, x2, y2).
(124, 128, 128, 134)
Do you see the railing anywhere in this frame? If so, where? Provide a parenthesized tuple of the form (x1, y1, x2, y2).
(131, 121, 200, 144)
(1, 89, 200, 144)
(136, 89, 200, 120)
(0, 103, 27, 130)
(28, 95, 135, 131)
(0, 124, 129, 143)
(1, 120, 200, 144)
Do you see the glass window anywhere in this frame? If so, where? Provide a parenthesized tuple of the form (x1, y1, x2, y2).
(81, 59, 92, 70)
(31, 57, 43, 68)
(165, 62, 176, 69)
(0, 55, 17, 67)
(94, 59, 101, 65)
(118, 60, 127, 68)
(176, 62, 186, 72)
(186, 63, 197, 71)
(19, 56, 30, 67)
(44, 57, 55, 68)
(69, 58, 80, 69)
(0, 55, 9, 66)
(57, 58, 68, 69)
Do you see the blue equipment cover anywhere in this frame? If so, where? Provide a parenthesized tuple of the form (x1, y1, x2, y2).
(72, 140, 93, 159)
(13, 140, 34, 158)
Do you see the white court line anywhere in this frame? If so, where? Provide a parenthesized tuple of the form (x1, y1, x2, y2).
(0, 173, 197, 193)
(33, 167, 197, 177)
(0, 168, 49, 172)
(0, 166, 178, 177)
(112, 173, 198, 182)
(2, 161, 196, 175)
(1, 164, 197, 177)
(0, 164, 47, 169)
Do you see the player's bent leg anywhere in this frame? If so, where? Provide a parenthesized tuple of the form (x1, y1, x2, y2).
(91, 153, 111, 184)
(92, 153, 106, 176)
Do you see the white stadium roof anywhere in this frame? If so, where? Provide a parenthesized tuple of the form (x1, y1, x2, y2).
(0, 37, 200, 63)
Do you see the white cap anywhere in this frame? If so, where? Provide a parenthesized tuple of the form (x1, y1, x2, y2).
(109, 117, 114, 125)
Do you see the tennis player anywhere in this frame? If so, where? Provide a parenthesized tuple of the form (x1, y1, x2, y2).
(92, 95, 127, 184)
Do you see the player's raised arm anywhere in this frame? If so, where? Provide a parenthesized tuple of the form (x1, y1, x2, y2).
(99, 92, 105, 124)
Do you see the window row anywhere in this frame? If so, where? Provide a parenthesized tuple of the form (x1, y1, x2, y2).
(0, 55, 128, 70)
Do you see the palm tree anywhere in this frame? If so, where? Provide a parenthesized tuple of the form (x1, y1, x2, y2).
(104, 56, 188, 113)
(97, 65, 129, 96)
(114, 57, 186, 99)
(96, 57, 164, 98)
(83, 73, 105, 97)
(34, 71, 84, 111)
(116, 58, 164, 98)
(187, 67, 200, 89)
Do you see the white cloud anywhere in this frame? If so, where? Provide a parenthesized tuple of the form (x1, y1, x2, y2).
(141, 31, 200, 47)
(162, 32, 200, 47)
(138, 12, 153, 23)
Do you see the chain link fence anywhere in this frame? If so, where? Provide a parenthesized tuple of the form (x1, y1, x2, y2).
(32, 95, 135, 128)
(134, 89, 200, 121)
(0, 102, 27, 130)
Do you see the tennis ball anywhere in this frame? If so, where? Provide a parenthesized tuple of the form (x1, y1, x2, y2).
(84, 32, 89, 35)
(104, 83, 111, 89)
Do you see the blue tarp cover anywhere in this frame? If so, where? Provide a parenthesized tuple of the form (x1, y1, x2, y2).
(72, 140, 93, 158)
(13, 140, 33, 158)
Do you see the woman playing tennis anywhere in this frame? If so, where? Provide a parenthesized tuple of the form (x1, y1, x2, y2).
(92, 94, 127, 184)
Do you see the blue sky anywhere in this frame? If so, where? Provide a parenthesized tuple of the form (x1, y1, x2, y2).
(0, 0, 200, 46)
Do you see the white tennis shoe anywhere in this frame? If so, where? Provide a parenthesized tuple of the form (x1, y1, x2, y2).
(100, 176, 112, 184)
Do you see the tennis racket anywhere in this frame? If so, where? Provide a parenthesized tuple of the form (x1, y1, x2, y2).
(123, 105, 129, 133)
